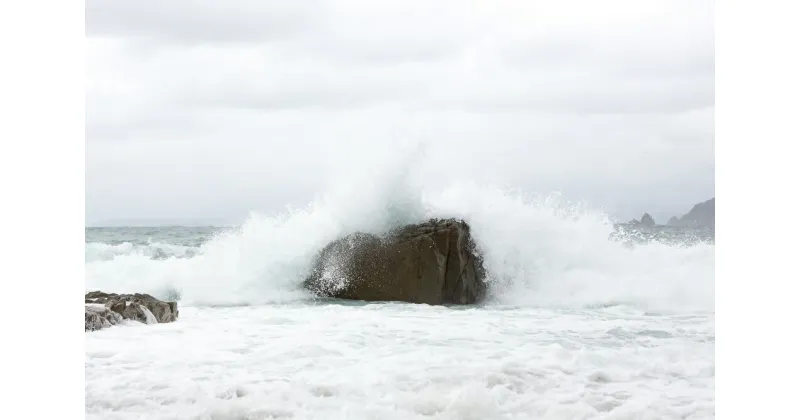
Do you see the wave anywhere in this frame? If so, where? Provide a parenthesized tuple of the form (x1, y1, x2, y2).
(85, 143, 713, 313)
(85, 242, 202, 262)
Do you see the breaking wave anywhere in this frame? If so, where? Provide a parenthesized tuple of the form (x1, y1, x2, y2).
(86, 143, 713, 313)
(86, 242, 202, 262)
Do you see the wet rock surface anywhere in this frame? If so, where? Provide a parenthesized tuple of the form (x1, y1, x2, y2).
(303, 219, 487, 305)
(85, 291, 179, 331)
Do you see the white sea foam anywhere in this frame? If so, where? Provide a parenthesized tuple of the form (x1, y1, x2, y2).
(426, 183, 714, 313)
(85, 241, 200, 262)
(139, 305, 158, 325)
(85, 304, 714, 420)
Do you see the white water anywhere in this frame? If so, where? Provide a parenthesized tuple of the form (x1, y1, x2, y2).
(85, 305, 713, 420)
(85, 241, 200, 262)
(85, 149, 713, 313)
(85, 143, 714, 419)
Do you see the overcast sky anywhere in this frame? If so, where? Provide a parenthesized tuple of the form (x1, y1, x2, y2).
(86, 0, 714, 226)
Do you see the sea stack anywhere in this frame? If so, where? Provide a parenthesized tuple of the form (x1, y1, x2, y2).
(303, 218, 487, 305)
(640, 213, 656, 227)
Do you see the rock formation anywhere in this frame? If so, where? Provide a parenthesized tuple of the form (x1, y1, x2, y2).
(303, 218, 487, 305)
(620, 213, 656, 228)
(85, 291, 179, 332)
(85, 304, 123, 332)
(677, 198, 715, 228)
(640, 213, 656, 227)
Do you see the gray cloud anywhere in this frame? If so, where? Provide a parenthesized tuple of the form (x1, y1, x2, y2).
(86, 0, 324, 45)
(86, 0, 714, 225)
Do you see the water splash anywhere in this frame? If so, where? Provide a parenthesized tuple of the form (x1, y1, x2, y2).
(86, 144, 713, 313)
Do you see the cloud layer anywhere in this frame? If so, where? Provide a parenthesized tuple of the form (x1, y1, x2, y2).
(86, 0, 714, 225)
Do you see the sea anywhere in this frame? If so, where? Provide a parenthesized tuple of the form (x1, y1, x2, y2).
(85, 186, 714, 420)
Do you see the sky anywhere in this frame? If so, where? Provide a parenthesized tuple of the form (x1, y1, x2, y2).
(85, 0, 714, 226)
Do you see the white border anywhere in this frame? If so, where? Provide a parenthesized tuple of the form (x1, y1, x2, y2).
(0, 0, 83, 417)
(717, 1, 800, 418)
(2, 0, 795, 417)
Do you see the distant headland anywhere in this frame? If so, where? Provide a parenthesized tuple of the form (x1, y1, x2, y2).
(622, 198, 715, 229)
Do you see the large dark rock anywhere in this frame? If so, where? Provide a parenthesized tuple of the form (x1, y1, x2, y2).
(85, 291, 179, 332)
(303, 219, 487, 305)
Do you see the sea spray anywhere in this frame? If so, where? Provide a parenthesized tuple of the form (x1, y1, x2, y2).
(86, 185, 713, 313)
(86, 144, 713, 312)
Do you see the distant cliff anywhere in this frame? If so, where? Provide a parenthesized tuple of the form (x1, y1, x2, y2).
(668, 198, 715, 228)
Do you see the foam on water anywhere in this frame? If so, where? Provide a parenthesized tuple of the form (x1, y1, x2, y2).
(85, 304, 714, 420)
(85, 242, 201, 262)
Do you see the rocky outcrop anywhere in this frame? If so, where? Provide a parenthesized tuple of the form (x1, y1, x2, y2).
(85, 291, 179, 332)
(620, 213, 656, 228)
(667, 216, 680, 226)
(303, 218, 487, 305)
(640, 213, 656, 227)
(85, 304, 123, 332)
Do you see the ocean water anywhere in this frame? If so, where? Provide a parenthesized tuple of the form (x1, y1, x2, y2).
(85, 184, 714, 420)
